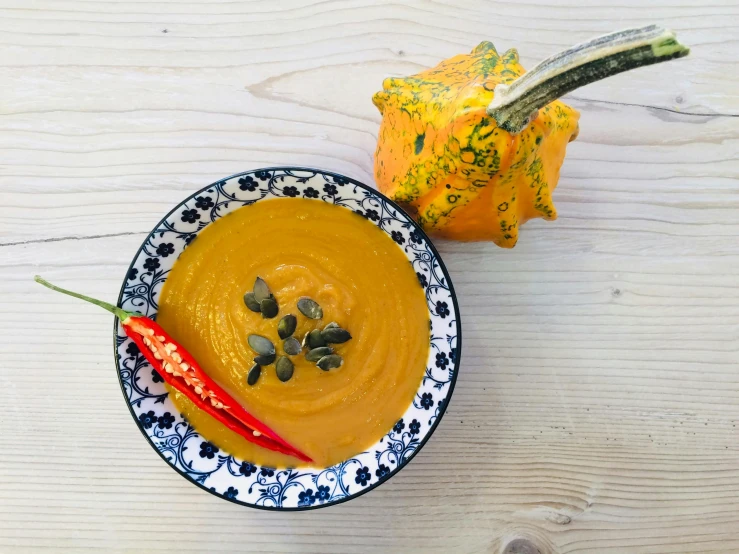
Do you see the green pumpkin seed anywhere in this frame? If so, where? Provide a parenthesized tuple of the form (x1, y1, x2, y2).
(275, 356, 294, 382)
(253, 276, 271, 302)
(248, 334, 275, 356)
(283, 336, 301, 356)
(301, 333, 310, 348)
(307, 329, 326, 349)
(317, 354, 343, 371)
(277, 314, 297, 339)
(306, 346, 333, 362)
(324, 321, 340, 330)
(260, 297, 279, 319)
(297, 297, 323, 320)
(247, 364, 261, 386)
(243, 292, 261, 313)
(321, 327, 352, 344)
(254, 353, 276, 366)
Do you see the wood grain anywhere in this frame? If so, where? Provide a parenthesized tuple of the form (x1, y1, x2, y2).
(1, 0, 738, 552)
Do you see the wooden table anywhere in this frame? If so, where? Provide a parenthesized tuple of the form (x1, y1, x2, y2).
(2, 1, 738, 552)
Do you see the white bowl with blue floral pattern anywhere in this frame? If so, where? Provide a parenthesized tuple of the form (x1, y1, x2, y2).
(115, 167, 461, 510)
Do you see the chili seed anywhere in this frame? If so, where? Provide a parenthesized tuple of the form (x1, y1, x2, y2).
(248, 334, 275, 356)
(254, 353, 276, 366)
(307, 329, 326, 349)
(243, 292, 261, 313)
(253, 276, 271, 303)
(306, 346, 333, 362)
(260, 297, 279, 319)
(321, 327, 352, 344)
(283, 336, 301, 356)
(247, 364, 261, 386)
(317, 354, 343, 371)
(297, 297, 323, 319)
(277, 314, 297, 339)
(275, 356, 294, 382)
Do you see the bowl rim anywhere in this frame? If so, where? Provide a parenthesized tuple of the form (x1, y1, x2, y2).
(113, 166, 461, 510)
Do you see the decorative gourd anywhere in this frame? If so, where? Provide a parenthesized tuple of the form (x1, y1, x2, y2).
(373, 25, 689, 246)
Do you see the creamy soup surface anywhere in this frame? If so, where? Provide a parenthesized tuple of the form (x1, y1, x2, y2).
(157, 198, 430, 467)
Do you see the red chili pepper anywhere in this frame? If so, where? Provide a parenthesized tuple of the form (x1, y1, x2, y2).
(35, 276, 312, 463)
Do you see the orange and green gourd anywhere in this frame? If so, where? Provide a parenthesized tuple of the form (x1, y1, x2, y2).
(373, 25, 689, 246)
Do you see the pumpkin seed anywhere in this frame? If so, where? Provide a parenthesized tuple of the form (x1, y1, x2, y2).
(297, 297, 323, 320)
(306, 346, 333, 362)
(277, 314, 297, 339)
(243, 292, 261, 313)
(253, 276, 271, 302)
(275, 356, 294, 382)
(254, 353, 276, 366)
(301, 332, 310, 349)
(247, 364, 261, 386)
(321, 327, 352, 344)
(324, 321, 340, 330)
(283, 336, 301, 356)
(260, 297, 279, 319)
(317, 354, 343, 371)
(248, 334, 275, 356)
(307, 329, 326, 349)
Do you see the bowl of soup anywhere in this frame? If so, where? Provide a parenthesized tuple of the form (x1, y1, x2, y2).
(115, 167, 461, 509)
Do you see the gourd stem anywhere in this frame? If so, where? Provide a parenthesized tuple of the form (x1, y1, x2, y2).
(34, 275, 133, 321)
(487, 25, 689, 134)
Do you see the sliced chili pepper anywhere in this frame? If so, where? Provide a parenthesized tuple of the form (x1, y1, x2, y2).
(35, 276, 312, 463)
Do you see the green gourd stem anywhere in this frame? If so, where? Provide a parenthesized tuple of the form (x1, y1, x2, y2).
(487, 24, 690, 134)
(34, 275, 134, 321)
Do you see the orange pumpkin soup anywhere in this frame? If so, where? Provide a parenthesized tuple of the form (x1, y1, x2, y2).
(156, 198, 430, 467)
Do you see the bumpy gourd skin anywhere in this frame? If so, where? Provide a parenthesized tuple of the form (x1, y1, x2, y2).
(373, 41, 580, 246)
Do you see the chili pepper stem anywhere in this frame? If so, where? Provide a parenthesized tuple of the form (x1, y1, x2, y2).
(34, 275, 134, 322)
(487, 24, 690, 134)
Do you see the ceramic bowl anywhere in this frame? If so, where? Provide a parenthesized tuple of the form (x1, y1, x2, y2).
(115, 167, 461, 509)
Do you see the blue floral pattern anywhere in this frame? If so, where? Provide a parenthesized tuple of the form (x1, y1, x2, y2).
(114, 167, 460, 510)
